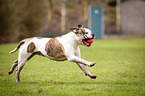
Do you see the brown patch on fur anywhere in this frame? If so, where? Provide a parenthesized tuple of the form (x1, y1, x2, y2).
(27, 51, 44, 61)
(45, 38, 67, 61)
(27, 42, 36, 53)
(75, 28, 85, 36)
(77, 28, 85, 34)
(80, 28, 85, 33)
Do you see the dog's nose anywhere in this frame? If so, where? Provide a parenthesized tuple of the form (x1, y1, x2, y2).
(91, 34, 94, 39)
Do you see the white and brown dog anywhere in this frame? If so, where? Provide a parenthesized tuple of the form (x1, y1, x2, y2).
(8, 25, 96, 83)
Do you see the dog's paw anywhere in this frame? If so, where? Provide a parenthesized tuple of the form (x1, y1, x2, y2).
(89, 74, 97, 79)
(89, 62, 96, 67)
(8, 70, 12, 75)
(16, 80, 21, 83)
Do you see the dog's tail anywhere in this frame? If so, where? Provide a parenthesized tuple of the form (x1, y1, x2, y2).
(9, 38, 33, 54)
(9, 40, 25, 54)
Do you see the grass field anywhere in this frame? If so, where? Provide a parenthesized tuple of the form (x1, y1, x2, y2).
(0, 39, 145, 96)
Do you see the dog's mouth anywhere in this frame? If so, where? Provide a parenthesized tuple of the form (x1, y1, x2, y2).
(82, 38, 93, 47)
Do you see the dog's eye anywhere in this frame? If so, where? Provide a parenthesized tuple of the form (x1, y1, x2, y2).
(85, 32, 88, 34)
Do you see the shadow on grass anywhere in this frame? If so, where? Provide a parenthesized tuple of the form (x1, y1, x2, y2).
(27, 81, 138, 85)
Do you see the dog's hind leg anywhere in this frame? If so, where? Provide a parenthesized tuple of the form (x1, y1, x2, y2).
(8, 60, 18, 75)
(16, 60, 27, 83)
(16, 51, 32, 83)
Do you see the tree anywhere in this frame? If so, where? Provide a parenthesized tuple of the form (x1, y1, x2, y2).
(0, 0, 13, 43)
(83, 0, 90, 26)
(116, 0, 121, 33)
(61, 0, 67, 34)
(48, 0, 53, 22)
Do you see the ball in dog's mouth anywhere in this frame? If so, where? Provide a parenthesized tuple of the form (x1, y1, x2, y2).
(82, 39, 93, 47)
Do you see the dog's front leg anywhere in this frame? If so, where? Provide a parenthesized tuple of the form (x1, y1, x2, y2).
(74, 47, 96, 79)
(76, 63, 97, 79)
(67, 55, 95, 67)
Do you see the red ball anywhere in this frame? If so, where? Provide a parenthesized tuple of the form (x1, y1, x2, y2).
(87, 39, 93, 44)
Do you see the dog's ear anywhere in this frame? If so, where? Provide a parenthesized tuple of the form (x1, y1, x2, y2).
(70, 24, 83, 31)
(70, 27, 79, 34)
(78, 24, 83, 28)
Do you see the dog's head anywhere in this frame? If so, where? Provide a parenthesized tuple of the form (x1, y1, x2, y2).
(70, 24, 94, 47)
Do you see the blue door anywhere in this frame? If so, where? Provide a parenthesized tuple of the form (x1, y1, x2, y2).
(89, 6, 103, 39)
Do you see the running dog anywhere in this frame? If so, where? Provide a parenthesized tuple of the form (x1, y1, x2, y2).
(8, 25, 97, 83)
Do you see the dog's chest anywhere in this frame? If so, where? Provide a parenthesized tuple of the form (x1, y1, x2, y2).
(45, 38, 67, 61)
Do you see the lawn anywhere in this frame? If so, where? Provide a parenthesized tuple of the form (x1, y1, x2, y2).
(0, 39, 145, 96)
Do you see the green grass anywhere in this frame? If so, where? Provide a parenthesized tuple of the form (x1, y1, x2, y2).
(0, 39, 145, 96)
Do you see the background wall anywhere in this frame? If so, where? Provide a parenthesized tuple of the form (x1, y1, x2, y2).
(0, 0, 145, 43)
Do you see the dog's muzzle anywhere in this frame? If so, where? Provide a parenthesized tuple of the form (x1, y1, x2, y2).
(82, 34, 94, 47)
